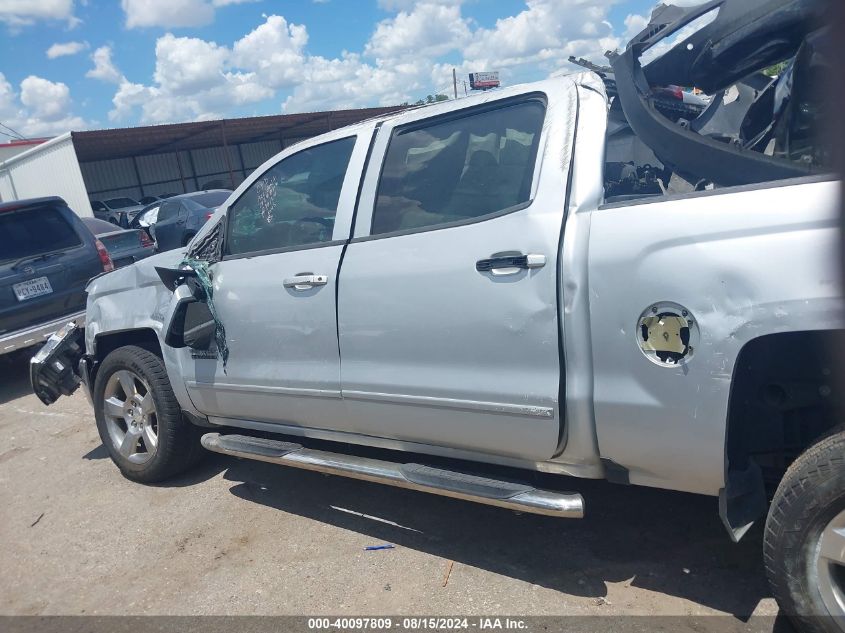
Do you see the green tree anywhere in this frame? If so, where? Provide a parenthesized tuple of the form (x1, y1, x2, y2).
(764, 61, 789, 77)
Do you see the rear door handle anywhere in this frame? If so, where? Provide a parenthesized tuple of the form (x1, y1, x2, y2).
(283, 274, 328, 290)
(476, 254, 546, 275)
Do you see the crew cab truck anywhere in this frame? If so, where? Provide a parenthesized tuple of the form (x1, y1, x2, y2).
(29, 1, 844, 629)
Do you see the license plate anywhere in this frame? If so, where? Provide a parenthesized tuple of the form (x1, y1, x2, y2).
(13, 276, 53, 301)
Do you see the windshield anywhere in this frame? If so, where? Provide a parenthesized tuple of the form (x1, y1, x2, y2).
(105, 198, 140, 209)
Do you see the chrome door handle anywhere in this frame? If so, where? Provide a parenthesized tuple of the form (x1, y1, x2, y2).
(283, 274, 328, 290)
(476, 253, 546, 275)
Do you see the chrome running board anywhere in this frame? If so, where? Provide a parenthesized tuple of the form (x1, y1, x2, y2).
(201, 433, 584, 519)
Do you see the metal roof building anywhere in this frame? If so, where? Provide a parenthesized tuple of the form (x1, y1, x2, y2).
(0, 106, 402, 216)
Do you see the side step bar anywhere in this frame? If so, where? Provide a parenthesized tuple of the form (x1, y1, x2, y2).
(201, 433, 584, 519)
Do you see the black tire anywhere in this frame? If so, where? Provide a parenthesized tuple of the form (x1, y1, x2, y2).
(93, 345, 204, 483)
(764, 427, 845, 633)
(182, 232, 196, 247)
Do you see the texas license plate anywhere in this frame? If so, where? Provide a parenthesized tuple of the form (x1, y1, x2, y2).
(13, 276, 53, 301)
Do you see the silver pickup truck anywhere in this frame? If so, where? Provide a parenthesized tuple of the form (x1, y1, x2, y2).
(29, 1, 843, 630)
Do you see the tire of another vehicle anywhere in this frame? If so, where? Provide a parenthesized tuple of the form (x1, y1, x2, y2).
(93, 345, 204, 483)
(764, 427, 845, 633)
(182, 232, 196, 247)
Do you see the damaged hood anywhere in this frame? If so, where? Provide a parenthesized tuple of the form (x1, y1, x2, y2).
(86, 248, 186, 300)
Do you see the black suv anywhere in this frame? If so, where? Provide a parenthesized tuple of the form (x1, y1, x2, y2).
(0, 197, 114, 355)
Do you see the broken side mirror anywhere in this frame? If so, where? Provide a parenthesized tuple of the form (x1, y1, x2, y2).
(160, 272, 216, 351)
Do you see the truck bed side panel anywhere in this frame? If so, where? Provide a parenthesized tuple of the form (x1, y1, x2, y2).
(588, 178, 843, 496)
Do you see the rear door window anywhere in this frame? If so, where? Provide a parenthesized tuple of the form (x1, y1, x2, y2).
(0, 205, 82, 263)
(371, 100, 545, 236)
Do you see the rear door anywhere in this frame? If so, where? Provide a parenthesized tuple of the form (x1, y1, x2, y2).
(337, 82, 576, 461)
(0, 202, 100, 337)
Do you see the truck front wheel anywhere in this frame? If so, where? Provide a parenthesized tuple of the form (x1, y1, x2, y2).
(765, 428, 845, 632)
(93, 345, 204, 483)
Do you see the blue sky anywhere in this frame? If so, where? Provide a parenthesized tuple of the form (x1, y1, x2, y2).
(0, 0, 658, 139)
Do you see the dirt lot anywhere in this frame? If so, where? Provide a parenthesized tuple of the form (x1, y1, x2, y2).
(0, 350, 787, 626)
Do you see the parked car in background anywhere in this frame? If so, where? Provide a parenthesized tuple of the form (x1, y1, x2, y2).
(150, 190, 231, 252)
(81, 218, 156, 268)
(138, 196, 161, 206)
(0, 197, 113, 355)
(89, 197, 147, 227)
(90, 200, 110, 222)
(129, 201, 162, 245)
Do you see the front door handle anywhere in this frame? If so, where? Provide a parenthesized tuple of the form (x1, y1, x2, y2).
(476, 253, 546, 275)
(283, 274, 328, 290)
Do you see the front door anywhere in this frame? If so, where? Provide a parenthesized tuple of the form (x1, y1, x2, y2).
(337, 86, 575, 461)
(184, 131, 367, 430)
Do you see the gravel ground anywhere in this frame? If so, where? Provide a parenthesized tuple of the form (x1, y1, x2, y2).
(0, 350, 787, 628)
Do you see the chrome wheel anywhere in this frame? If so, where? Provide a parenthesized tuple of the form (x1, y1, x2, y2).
(102, 370, 158, 464)
(817, 508, 845, 622)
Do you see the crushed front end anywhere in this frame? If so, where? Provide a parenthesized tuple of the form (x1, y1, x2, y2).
(30, 321, 87, 406)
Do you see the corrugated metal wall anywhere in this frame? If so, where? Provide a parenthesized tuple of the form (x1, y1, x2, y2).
(80, 139, 284, 203)
(0, 133, 93, 216)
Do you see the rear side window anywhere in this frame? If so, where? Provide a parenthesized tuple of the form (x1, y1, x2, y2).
(0, 206, 82, 263)
(371, 100, 545, 236)
(227, 136, 356, 256)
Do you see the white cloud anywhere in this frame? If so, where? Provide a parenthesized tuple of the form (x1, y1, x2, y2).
(105, 1, 649, 127)
(463, 0, 619, 75)
(283, 53, 431, 113)
(0, 73, 88, 137)
(377, 0, 462, 11)
(86, 46, 123, 83)
(623, 13, 649, 41)
(109, 31, 272, 124)
(110, 79, 151, 122)
(121, 0, 215, 29)
(365, 2, 470, 60)
(20, 75, 73, 120)
(154, 34, 229, 94)
(121, 0, 256, 29)
(46, 40, 88, 58)
(231, 15, 308, 88)
(0, 0, 77, 28)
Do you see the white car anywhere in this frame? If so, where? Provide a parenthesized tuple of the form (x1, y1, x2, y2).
(90, 197, 146, 226)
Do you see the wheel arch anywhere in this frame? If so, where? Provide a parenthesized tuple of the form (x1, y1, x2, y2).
(721, 329, 845, 540)
(88, 328, 162, 386)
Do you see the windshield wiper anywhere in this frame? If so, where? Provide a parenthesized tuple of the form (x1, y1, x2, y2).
(10, 251, 64, 271)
